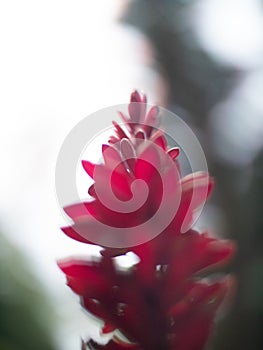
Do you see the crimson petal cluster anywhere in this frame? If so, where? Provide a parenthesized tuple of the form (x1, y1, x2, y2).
(58, 91, 235, 350)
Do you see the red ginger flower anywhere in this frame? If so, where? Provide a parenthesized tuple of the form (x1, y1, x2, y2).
(58, 91, 235, 350)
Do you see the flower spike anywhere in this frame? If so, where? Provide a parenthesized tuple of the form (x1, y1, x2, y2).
(58, 91, 235, 350)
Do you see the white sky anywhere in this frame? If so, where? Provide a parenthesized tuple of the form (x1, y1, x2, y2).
(194, 0, 263, 68)
(0, 1, 165, 349)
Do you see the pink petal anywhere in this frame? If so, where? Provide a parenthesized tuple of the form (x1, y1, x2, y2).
(82, 160, 96, 178)
(61, 225, 94, 244)
(120, 138, 136, 172)
(112, 121, 129, 140)
(57, 259, 109, 296)
(145, 106, 159, 127)
(151, 130, 167, 150)
(102, 144, 123, 168)
(64, 202, 94, 220)
(168, 147, 180, 160)
(128, 91, 147, 124)
(102, 322, 116, 334)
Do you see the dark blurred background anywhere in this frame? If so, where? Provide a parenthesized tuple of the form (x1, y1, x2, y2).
(122, 1, 263, 349)
(0, 0, 262, 349)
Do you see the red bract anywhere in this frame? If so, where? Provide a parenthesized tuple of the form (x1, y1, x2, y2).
(58, 91, 235, 350)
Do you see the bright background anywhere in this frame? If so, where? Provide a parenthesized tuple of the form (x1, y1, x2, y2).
(0, 1, 263, 349)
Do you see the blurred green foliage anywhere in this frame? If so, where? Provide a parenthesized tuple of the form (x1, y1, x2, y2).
(0, 233, 56, 350)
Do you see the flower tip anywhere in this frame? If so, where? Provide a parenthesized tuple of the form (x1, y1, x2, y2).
(130, 90, 141, 103)
(168, 147, 180, 160)
(130, 90, 146, 104)
(102, 144, 109, 153)
(209, 239, 236, 263)
(101, 322, 116, 334)
(82, 160, 95, 178)
(56, 258, 69, 272)
(145, 105, 160, 127)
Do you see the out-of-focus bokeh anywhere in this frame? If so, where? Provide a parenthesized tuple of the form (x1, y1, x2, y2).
(0, 0, 262, 349)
